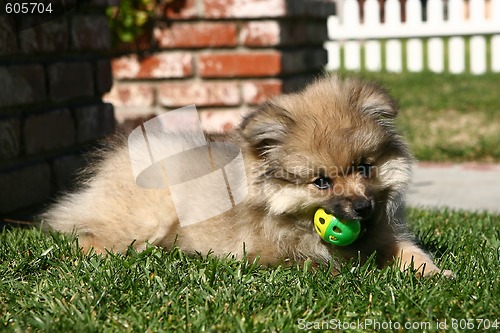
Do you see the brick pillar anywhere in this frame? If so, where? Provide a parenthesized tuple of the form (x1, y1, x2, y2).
(105, 0, 334, 132)
(0, 1, 115, 217)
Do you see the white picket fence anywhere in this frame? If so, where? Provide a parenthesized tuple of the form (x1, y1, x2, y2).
(325, 0, 500, 74)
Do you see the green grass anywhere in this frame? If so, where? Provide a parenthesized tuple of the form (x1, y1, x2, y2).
(335, 70, 500, 162)
(2, 209, 499, 332)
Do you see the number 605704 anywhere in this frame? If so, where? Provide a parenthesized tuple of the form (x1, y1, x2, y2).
(5, 2, 53, 14)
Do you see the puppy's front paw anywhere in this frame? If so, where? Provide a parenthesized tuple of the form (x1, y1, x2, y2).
(390, 240, 453, 278)
(423, 267, 455, 278)
(441, 269, 455, 278)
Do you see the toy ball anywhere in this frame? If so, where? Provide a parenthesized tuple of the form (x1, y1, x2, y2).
(314, 208, 361, 246)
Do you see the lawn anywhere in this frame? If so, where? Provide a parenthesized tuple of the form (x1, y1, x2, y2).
(336, 70, 500, 162)
(2, 71, 498, 331)
(1, 209, 499, 332)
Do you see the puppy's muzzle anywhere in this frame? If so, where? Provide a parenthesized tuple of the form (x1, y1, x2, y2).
(352, 198, 373, 219)
(325, 197, 374, 221)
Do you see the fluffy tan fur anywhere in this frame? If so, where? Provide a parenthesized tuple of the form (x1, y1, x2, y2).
(43, 75, 451, 277)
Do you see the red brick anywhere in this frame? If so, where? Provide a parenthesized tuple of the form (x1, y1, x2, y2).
(96, 59, 113, 94)
(304, 21, 329, 44)
(111, 56, 139, 79)
(158, 81, 240, 108)
(199, 52, 282, 78)
(163, 0, 198, 19)
(51, 154, 86, 191)
(74, 104, 99, 143)
(241, 20, 328, 48)
(282, 74, 316, 93)
(305, 0, 336, 18)
(0, 163, 51, 213)
(154, 22, 237, 48)
(72, 15, 111, 50)
(240, 21, 280, 47)
(280, 48, 327, 74)
(279, 20, 309, 45)
(24, 109, 75, 155)
(135, 53, 193, 79)
(199, 109, 247, 133)
(0, 65, 46, 108)
(0, 17, 17, 55)
(19, 17, 68, 53)
(201, 0, 334, 20)
(103, 84, 155, 107)
(0, 118, 21, 160)
(203, 0, 286, 18)
(242, 79, 282, 105)
(112, 53, 193, 79)
(113, 33, 153, 53)
(48, 62, 94, 102)
(100, 103, 116, 136)
(114, 110, 157, 128)
(74, 103, 115, 143)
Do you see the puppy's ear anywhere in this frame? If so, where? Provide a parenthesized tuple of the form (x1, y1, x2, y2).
(359, 83, 399, 120)
(238, 102, 293, 155)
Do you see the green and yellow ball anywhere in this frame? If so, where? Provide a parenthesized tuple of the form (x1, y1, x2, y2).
(314, 208, 361, 246)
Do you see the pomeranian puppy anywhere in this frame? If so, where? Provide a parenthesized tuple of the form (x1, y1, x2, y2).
(43, 75, 451, 277)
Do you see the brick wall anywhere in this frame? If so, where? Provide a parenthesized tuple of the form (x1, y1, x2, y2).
(0, 1, 115, 217)
(105, 0, 335, 132)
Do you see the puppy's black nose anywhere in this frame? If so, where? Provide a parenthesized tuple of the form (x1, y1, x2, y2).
(352, 198, 372, 218)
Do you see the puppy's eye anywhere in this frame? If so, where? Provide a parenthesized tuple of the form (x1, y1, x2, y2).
(313, 177, 332, 190)
(357, 163, 372, 177)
